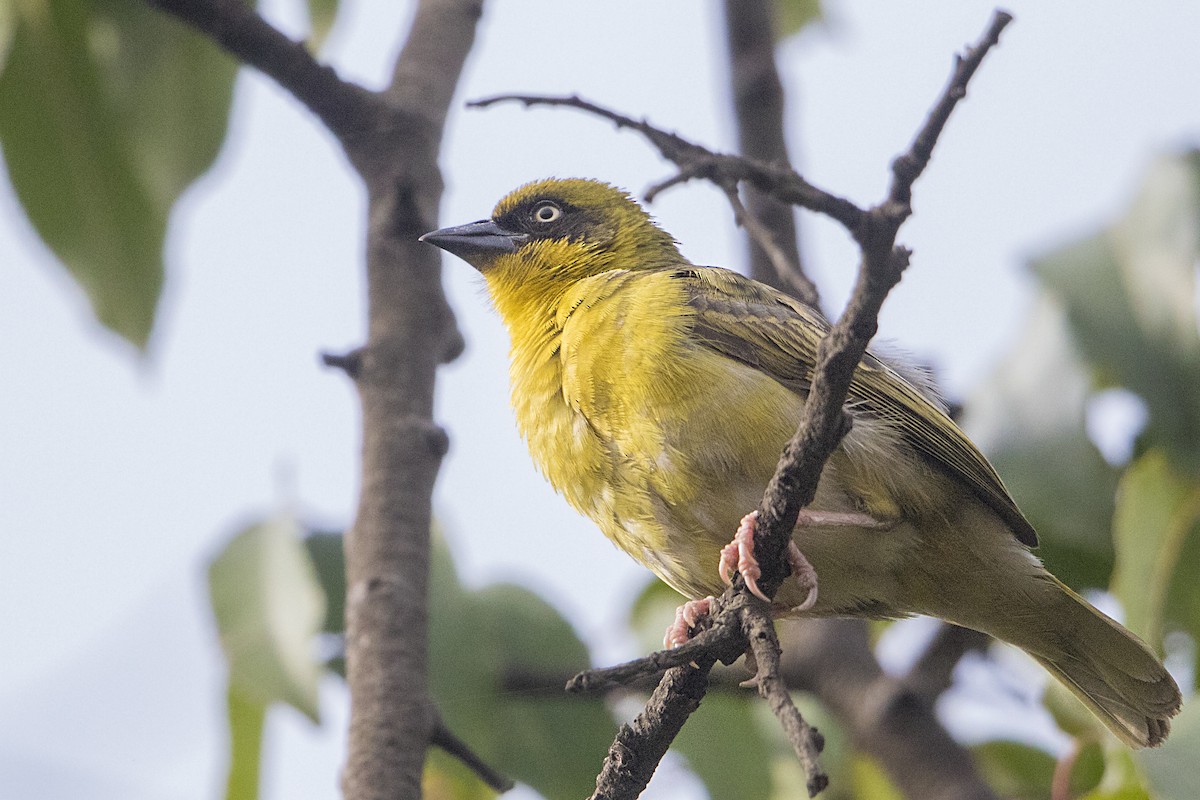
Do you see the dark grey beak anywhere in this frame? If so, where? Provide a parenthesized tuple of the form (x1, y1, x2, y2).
(419, 219, 525, 270)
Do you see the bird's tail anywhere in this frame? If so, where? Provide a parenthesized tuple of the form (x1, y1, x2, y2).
(1009, 577, 1182, 748)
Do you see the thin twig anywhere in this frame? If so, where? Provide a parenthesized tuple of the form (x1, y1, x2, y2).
(567, 624, 736, 694)
(744, 603, 828, 797)
(720, 183, 819, 307)
(431, 710, 515, 792)
(468, 94, 866, 232)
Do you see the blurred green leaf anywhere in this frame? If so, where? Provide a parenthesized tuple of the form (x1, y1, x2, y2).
(674, 693, 772, 800)
(0, 0, 236, 347)
(209, 517, 325, 722)
(427, 535, 616, 800)
(962, 294, 1119, 588)
(849, 755, 903, 800)
(971, 740, 1056, 799)
(0, 0, 14, 71)
(305, 0, 338, 51)
(1163, 527, 1200, 677)
(224, 685, 267, 800)
(1110, 450, 1200, 652)
(1136, 698, 1200, 800)
(423, 749, 498, 800)
(304, 530, 347, 634)
(774, 0, 822, 39)
(1031, 151, 1200, 474)
(629, 576, 685, 653)
(1079, 747, 1151, 800)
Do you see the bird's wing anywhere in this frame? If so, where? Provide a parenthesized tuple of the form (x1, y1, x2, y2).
(674, 266, 1038, 547)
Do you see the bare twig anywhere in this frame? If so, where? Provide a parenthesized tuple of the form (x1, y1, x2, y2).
(590, 658, 716, 800)
(744, 603, 828, 796)
(475, 11, 1013, 800)
(431, 710, 515, 792)
(720, 183, 819, 306)
(321, 349, 363, 379)
(468, 93, 866, 232)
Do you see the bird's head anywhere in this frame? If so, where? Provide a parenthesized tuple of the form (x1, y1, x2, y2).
(420, 178, 683, 303)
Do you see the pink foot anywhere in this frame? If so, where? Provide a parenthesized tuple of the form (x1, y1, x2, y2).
(664, 596, 715, 648)
(718, 511, 819, 610)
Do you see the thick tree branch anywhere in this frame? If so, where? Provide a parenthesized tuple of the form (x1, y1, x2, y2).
(148, 0, 378, 140)
(721, 0, 816, 305)
(153, 1, 482, 798)
(497, 11, 1012, 799)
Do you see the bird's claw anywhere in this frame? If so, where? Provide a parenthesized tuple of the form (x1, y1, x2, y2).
(719, 510, 819, 610)
(664, 596, 715, 649)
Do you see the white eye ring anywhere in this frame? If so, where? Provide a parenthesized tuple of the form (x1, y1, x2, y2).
(533, 202, 562, 223)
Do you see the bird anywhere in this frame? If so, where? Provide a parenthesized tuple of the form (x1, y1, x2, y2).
(420, 177, 1182, 748)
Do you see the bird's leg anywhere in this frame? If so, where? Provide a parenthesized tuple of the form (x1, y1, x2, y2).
(719, 511, 818, 609)
(663, 595, 716, 648)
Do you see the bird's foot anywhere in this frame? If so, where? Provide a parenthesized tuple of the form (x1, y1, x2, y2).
(663, 595, 716, 649)
(718, 510, 819, 610)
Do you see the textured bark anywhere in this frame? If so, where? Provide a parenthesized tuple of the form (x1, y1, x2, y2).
(341, 3, 481, 797)
(151, 0, 484, 796)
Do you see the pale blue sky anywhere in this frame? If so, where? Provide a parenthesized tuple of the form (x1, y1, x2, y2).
(2, 2, 1198, 798)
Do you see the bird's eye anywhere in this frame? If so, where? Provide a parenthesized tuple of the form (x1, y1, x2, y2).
(532, 202, 562, 224)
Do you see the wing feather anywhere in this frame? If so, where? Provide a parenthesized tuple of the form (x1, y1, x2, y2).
(673, 266, 1038, 547)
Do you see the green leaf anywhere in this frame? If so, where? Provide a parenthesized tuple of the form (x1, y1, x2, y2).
(1079, 747, 1151, 800)
(1031, 151, 1200, 473)
(0, 0, 14, 71)
(673, 693, 772, 800)
(0, 0, 236, 348)
(849, 755, 903, 800)
(1110, 450, 1200, 652)
(971, 740, 1056, 800)
(774, 0, 823, 39)
(427, 535, 616, 800)
(208, 517, 325, 722)
(305, 0, 339, 51)
(423, 749, 498, 800)
(1136, 699, 1200, 800)
(304, 530, 347, 635)
(961, 294, 1119, 588)
(224, 685, 267, 800)
(628, 576, 685, 654)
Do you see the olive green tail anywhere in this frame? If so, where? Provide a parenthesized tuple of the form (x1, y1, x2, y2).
(1024, 578, 1182, 748)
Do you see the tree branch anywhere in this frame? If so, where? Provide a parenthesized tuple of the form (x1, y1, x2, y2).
(148, 0, 378, 140)
(468, 93, 866, 233)
(721, 0, 816, 305)
(477, 11, 1013, 799)
(152, 1, 482, 798)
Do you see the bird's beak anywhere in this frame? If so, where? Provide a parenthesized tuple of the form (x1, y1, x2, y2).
(419, 219, 526, 271)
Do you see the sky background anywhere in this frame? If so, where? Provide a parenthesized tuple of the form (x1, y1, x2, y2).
(2, 1, 1199, 798)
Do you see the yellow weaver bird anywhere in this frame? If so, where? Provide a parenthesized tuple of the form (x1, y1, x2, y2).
(421, 178, 1181, 747)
